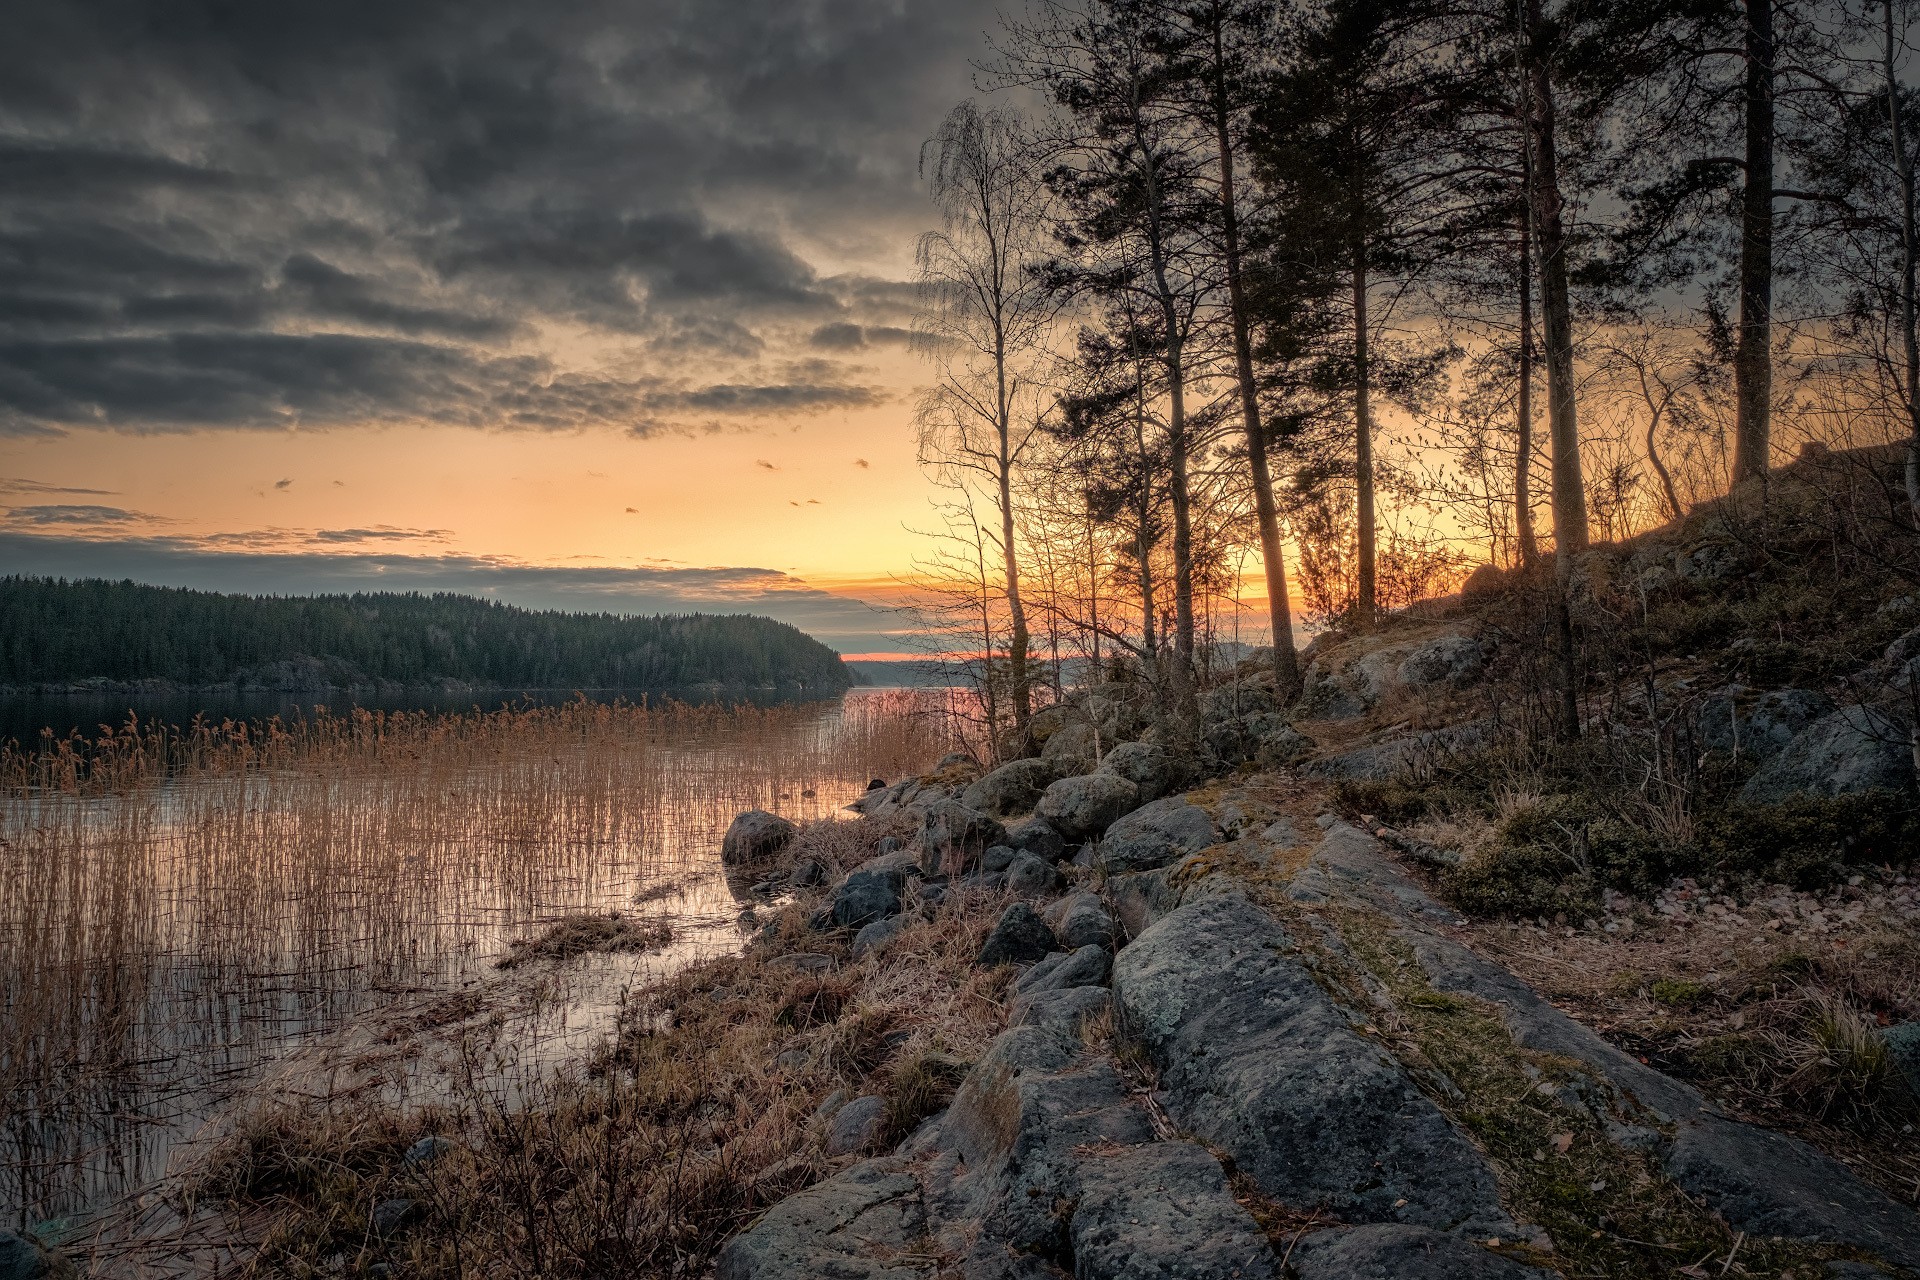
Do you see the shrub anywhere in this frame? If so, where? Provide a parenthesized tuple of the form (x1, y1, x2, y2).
(1695, 795, 1919, 888)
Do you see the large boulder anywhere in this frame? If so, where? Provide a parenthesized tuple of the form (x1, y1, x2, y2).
(976, 903, 1058, 968)
(1040, 721, 1101, 773)
(1070, 1143, 1281, 1280)
(1099, 795, 1221, 873)
(1112, 891, 1514, 1237)
(721, 810, 798, 866)
(960, 758, 1057, 817)
(1290, 1225, 1552, 1280)
(0, 1234, 75, 1280)
(1398, 633, 1486, 689)
(1003, 815, 1068, 862)
(1200, 675, 1279, 723)
(1014, 944, 1110, 996)
(713, 1158, 933, 1280)
(1004, 851, 1062, 897)
(1046, 890, 1117, 950)
(824, 864, 908, 929)
(1738, 704, 1914, 804)
(916, 799, 1007, 876)
(1095, 739, 1176, 803)
(1037, 773, 1140, 842)
(1699, 687, 1835, 761)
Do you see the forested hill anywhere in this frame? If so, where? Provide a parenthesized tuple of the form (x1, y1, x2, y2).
(0, 577, 853, 694)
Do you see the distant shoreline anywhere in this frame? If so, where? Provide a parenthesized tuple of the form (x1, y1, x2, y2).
(0, 678, 845, 699)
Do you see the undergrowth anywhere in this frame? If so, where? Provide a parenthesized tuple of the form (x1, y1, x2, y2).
(1318, 906, 1861, 1278)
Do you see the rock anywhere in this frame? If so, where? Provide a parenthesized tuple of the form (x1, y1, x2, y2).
(917, 799, 1008, 876)
(1299, 654, 1376, 719)
(1040, 721, 1101, 773)
(1014, 944, 1109, 995)
(962, 758, 1059, 817)
(1095, 740, 1176, 803)
(1005, 851, 1062, 897)
(1024, 703, 1083, 747)
(1046, 890, 1116, 950)
(1251, 716, 1315, 767)
(767, 951, 836, 975)
(1099, 795, 1221, 873)
(825, 1095, 890, 1156)
(1289, 1224, 1553, 1279)
(876, 836, 901, 854)
(1201, 674, 1279, 722)
(826, 865, 907, 929)
(1037, 773, 1139, 842)
(1883, 1020, 1920, 1098)
(1306, 722, 1489, 782)
(370, 1197, 420, 1239)
(852, 915, 907, 957)
(0, 1233, 75, 1280)
(1398, 633, 1486, 689)
(1008, 984, 1112, 1034)
(403, 1135, 455, 1168)
(789, 857, 828, 888)
(1070, 1142, 1280, 1279)
(1699, 687, 1835, 760)
(981, 844, 1019, 873)
(939, 1026, 1154, 1258)
(1112, 891, 1513, 1237)
(1738, 704, 1914, 804)
(1003, 816, 1068, 862)
(714, 1158, 934, 1280)
(934, 750, 978, 771)
(977, 903, 1057, 968)
(722, 810, 798, 866)
(810, 1088, 852, 1130)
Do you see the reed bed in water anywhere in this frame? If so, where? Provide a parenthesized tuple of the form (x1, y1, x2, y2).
(0, 691, 956, 1228)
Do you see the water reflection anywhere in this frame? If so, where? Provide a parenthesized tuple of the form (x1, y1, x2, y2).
(0, 690, 951, 1234)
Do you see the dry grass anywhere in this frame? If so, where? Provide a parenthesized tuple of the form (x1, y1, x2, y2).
(493, 913, 675, 970)
(1442, 889, 1920, 1208)
(0, 690, 956, 1231)
(192, 859, 1016, 1279)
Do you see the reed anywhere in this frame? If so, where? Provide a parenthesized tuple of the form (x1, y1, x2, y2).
(0, 690, 956, 1230)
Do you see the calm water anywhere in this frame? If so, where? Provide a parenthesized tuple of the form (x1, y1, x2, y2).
(0, 685, 843, 751)
(0, 690, 951, 1244)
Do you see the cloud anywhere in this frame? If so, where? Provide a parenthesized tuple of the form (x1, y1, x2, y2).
(0, 0, 997, 435)
(2, 503, 152, 525)
(274, 478, 293, 489)
(0, 530, 913, 652)
(0, 476, 117, 496)
(807, 322, 914, 351)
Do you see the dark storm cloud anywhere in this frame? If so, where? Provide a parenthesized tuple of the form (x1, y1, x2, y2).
(0, 529, 907, 652)
(2, 504, 151, 525)
(0, 0, 998, 434)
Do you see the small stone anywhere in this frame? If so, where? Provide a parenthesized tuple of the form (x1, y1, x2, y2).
(823, 1095, 888, 1156)
(721, 810, 799, 866)
(370, 1197, 419, 1239)
(977, 902, 1058, 968)
(1005, 851, 1063, 897)
(851, 915, 907, 958)
(403, 1135, 455, 1169)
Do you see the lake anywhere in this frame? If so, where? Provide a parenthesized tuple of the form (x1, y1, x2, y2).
(0, 689, 957, 1260)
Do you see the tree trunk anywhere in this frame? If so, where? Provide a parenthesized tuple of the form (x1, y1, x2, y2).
(994, 330, 1032, 734)
(1732, 0, 1775, 485)
(1524, 0, 1588, 557)
(1354, 232, 1378, 626)
(1890, 0, 1920, 527)
(1516, 149, 1539, 568)
(1209, 69, 1302, 696)
(1524, 0, 1583, 741)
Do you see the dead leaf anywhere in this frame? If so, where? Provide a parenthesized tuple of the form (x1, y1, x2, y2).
(1550, 1132, 1573, 1154)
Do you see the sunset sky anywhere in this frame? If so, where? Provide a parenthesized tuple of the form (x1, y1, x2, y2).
(0, 0, 1034, 654)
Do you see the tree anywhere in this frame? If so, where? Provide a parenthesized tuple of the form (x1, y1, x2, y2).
(1161, 0, 1305, 693)
(916, 101, 1063, 737)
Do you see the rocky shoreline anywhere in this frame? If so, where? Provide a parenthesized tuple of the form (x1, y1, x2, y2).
(707, 643, 1920, 1280)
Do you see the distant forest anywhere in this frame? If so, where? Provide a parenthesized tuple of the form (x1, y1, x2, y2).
(0, 577, 853, 693)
